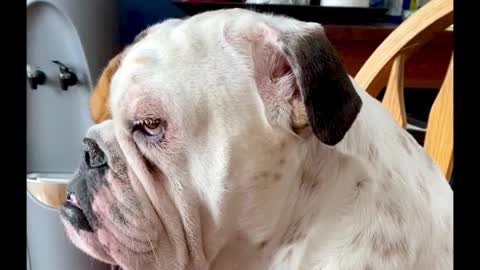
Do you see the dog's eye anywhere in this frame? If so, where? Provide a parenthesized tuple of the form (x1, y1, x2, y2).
(143, 119, 162, 136)
(134, 118, 166, 138)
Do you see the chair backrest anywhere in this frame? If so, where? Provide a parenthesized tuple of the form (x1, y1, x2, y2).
(354, 0, 453, 180)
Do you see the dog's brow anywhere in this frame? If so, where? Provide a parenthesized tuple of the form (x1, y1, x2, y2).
(127, 94, 169, 122)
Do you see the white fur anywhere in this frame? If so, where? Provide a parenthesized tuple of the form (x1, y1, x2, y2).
(245, 0, 311, 5)
(97, 9, 452, 270)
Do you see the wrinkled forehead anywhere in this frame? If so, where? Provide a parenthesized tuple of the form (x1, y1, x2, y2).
(106, 9, 311, 130)
(109, 16, 231, 120)
(108, 10, 275, 125)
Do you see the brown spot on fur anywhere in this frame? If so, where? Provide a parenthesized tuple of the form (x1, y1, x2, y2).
(254, 171, 269, 181)
(285, 248, 293, 259)
(89, 53, 121, 123)
(278, 158, 286, 165)
(133, 57, 148, 65)
(300, 171, 307, 186)
(383, 239, 408, 259)
(378, 200, 404, 225)
(388, 202, 405, 225)
(299, 172, 320, 195)
(282, 218, 303, 245)
(258, 240, 268, 249)
(300, 170, 314, 187)
(285, 238, 293, 245)
(258, 171, 270, 179)
(371, 232, 408, 259)
(273, 173, 282, 181)
(291, 97, 309, 134)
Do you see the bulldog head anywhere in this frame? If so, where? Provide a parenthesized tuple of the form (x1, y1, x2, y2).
(60, 9, 362, 270)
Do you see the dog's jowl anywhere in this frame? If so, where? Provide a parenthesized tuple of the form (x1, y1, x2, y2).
(59, 9, 453, 270)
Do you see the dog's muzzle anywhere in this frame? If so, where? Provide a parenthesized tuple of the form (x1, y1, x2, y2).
(60, 138, 109, 232)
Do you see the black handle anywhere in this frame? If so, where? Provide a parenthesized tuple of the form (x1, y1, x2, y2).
(26, 65, 46, 90)
(52, 60, 78, 91)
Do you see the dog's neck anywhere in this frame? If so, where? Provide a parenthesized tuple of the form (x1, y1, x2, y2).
(203, 82, 442, 270)
(207, 135, 378, 270)
(335, 81, 402, 161)
(267, 137, 377, 268)
(262, 84, 404, 269)
(207, 86, 391, 270)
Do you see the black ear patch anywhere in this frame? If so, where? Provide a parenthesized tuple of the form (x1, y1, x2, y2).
(282, 30, 362, 145)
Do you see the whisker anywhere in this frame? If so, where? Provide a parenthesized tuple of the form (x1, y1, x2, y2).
(144, 232, 160, 268)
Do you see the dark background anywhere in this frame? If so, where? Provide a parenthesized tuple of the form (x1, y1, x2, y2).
(118, 0, 185, 46)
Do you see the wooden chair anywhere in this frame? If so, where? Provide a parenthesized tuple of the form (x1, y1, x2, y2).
(354, 0, 453, 180)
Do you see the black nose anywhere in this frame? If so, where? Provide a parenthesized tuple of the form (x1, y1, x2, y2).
(82, 138, 107, 168)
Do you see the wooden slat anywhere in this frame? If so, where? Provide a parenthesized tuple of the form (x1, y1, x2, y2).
(354, 0, 453, 97)
(382, 55, 407, 128)
(424, 54, 453, 180)
(327, 24, 452, 90)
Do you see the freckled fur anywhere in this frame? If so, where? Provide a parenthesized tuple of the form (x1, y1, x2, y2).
(63, 9, 452, 270)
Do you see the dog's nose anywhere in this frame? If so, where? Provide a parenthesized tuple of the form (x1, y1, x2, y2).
(82, 138, 107, 168)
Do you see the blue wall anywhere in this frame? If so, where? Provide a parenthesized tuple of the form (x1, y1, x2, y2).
(118, 0, 185, 46)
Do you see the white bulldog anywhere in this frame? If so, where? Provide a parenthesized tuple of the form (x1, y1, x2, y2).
(245, 0, 311, 5)
(60, 9, 453, 270)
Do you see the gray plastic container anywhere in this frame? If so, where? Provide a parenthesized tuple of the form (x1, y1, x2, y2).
(27, 0, 119, 269)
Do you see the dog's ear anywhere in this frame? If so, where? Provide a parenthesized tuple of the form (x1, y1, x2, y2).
(228, 21, 362, 145)
(89, 53, 121, 124)
(282, 26, 363, 145)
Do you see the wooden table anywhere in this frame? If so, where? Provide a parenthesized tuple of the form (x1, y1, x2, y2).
(324, 24, 453, 89)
